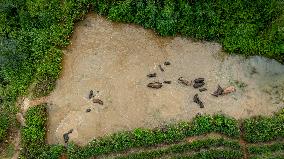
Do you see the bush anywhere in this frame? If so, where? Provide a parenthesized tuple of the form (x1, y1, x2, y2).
(188, 114, 240, 138)
(155, 0, 178, 36)
(108, 0, 135, 23)
(20, 104, 65, 159)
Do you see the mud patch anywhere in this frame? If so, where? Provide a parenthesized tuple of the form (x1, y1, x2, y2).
(46, 14, 284, 145)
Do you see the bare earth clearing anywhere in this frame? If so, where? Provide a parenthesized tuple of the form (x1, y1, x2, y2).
(45, 14, 284, 145)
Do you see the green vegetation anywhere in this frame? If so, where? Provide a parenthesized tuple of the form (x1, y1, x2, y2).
(115, 138, 241, 159)
(0, 112, 9, 141)
(20, 104, 64, 159)
(96, 0, 284, 62)
(0, 0, 91, 145)
(1, 0, 283, 143)
(248, 142, 284, 155)
(17, 104, 284, 159)
(243, 109, 284, 143)
(0, 0, 283, 158)
(175, 149, 243, 159)
(66, 114, 239, 159)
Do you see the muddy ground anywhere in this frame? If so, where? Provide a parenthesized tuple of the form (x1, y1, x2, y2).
(46, 14, 284, 145)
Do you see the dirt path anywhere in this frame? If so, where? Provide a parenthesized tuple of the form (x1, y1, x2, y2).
(240, 136, 248, 159)
(46, 14, 284, 146)
(5, 96, 48, 159)
(20, 97, 48, 114)
(11, 131, 20, 159)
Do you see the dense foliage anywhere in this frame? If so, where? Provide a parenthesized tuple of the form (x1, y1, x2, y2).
(0, 0, 92, 144)
(20, 104, 64, 159)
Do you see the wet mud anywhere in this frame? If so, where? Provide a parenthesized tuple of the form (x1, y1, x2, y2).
(46, 14, 284, 145)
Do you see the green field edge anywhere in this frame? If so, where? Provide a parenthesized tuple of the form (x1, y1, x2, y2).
(174, 149, 243, 159)
(112, 138, 241, 159)
(18, 104, 284, 159)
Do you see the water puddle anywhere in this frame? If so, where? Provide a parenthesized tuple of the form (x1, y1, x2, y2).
(46, 14, 284, 145)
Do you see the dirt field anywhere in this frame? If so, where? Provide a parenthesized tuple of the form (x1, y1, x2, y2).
(46, 14, 284, 145)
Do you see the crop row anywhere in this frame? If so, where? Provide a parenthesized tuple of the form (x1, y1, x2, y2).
(248, 142, 284, 159)
(243, 109, 284, 143)
(175, 149, 243, 159)
(115, 138, 240, 159)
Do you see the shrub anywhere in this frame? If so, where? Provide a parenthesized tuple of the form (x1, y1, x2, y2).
(138, 0, 158, 29)
(20, 104, 65, 159)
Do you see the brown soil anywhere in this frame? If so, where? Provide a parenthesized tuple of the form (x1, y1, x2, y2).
(0, 130, 20, 159)
(46, 14, 284, 145)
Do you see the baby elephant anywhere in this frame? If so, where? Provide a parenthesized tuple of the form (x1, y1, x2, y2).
(193, 94, 204, 108)
(147, 82, 163, 89)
